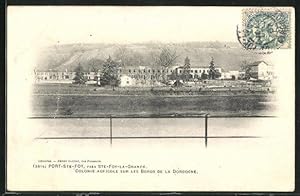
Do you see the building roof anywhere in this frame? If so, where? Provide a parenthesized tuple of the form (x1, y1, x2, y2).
(247, 61, 268, 67)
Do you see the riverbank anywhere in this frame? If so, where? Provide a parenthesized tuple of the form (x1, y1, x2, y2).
(32, 83, 275, 96)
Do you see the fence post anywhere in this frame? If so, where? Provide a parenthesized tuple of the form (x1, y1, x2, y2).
(110, 115, 112, 146)
(205, 114, 209, 148)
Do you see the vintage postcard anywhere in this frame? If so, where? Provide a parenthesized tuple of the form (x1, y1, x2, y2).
(6, 6, 295, 191)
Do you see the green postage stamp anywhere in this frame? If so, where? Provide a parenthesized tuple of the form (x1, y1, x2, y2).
(237, 8, 291, 50)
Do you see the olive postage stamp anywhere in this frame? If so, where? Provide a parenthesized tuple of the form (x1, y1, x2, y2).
(237, 8, 291, 50)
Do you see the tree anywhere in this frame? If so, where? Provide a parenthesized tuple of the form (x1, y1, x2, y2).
(215, 69, 222, 79)
(208, 57, 217, 80)
(168, 71, 179, 81)
(113, 47, 145, 67)
(182, 56, 191, 82)
(73, 65, 87, 84)
(113, 47, 128, 67)
(241, 60, 252, 80)
(88, 58, 103, 72)
(100, 56, 120, 88)
(155, 47, 179, 83)
(201, 72, 208, 80)
(156, 48, 178, 68)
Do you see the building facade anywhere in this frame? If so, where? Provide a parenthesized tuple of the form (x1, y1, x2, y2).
(175, 67, 222, 79)
(118, 66, 175, 86)
(35, 71, 76, 81)
(248, 61, 273, 80)
(34, 70, 100, 83)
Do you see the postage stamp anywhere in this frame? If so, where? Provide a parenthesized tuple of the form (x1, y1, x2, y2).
(237, 8, 291, 50)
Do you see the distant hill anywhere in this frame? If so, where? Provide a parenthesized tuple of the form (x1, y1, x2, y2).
(36, 42, 264, 72)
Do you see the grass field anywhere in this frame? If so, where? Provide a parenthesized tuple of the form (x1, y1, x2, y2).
(31, 84, 276, 117)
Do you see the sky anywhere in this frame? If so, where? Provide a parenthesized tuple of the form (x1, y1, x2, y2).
(8, 6, 244, 46)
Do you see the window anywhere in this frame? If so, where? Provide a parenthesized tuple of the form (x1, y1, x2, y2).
(195, 70, 198, 73)
(191, 70, 193, 73)
(144, 70, 146, 73)
(179, 70, 182, 73)
(129, 69, 131, 73)
(133, 69, 136, 73)
(148, 70, 151, 73)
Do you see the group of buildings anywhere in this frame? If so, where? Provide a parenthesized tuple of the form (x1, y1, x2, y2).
(34, 59, 274, 87)
(35, 71, 98, 84)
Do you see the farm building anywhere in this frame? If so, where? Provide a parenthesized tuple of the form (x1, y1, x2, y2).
(248, 61, 273, 80)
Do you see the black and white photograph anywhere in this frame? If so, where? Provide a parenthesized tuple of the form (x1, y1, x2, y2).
(6, 6, 295, 192)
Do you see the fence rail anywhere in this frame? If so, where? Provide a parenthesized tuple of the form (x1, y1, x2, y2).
(32, 114, 275, 148)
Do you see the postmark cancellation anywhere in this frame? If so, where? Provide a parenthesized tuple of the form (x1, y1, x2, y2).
(237, 8, 291, 50)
